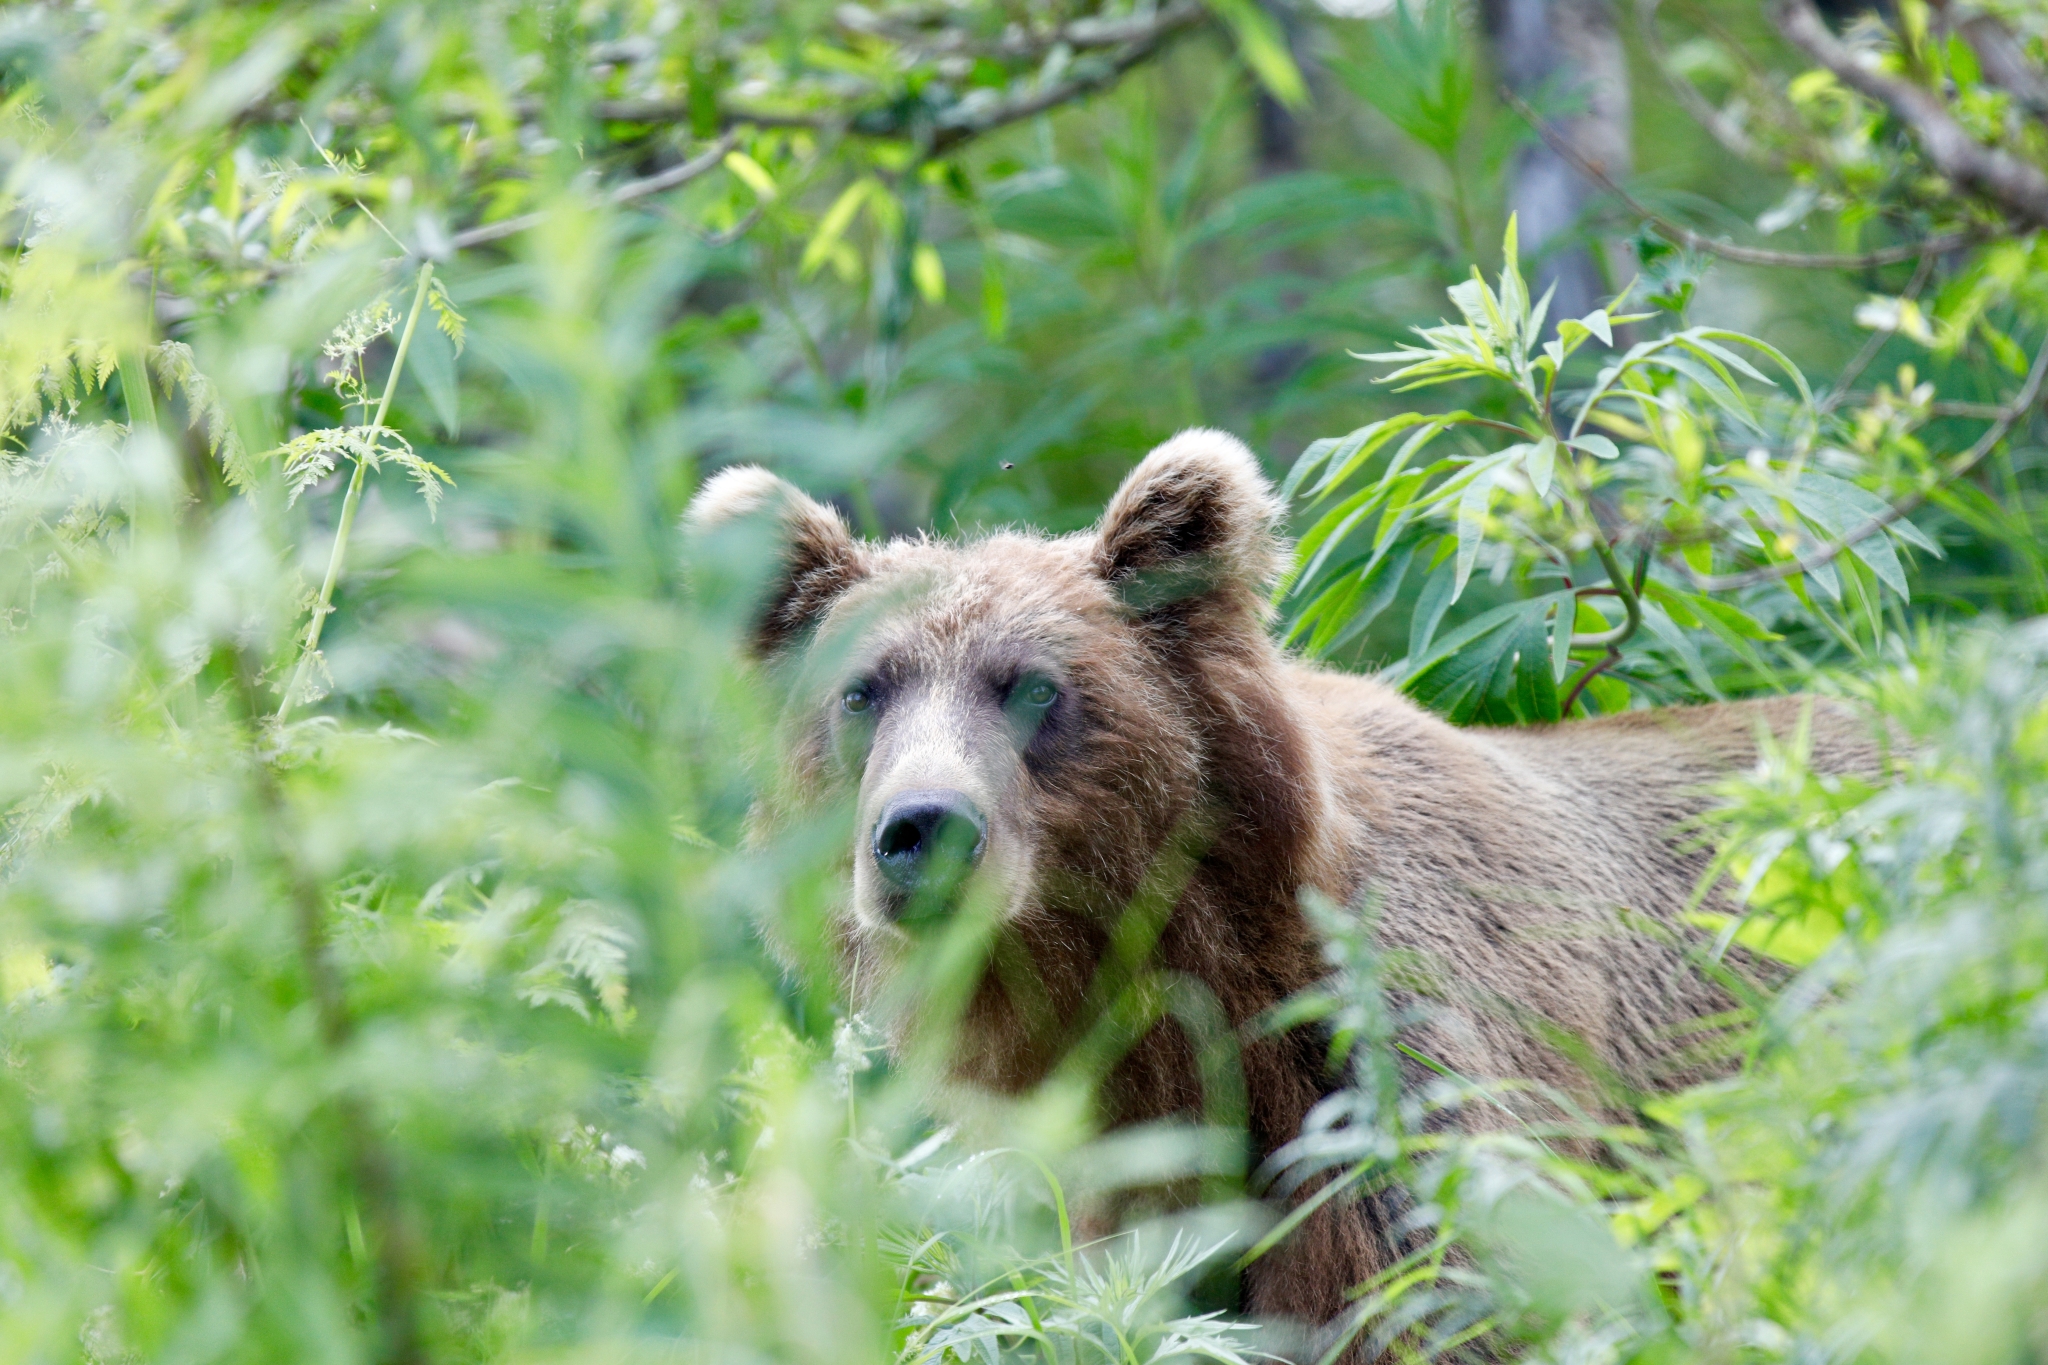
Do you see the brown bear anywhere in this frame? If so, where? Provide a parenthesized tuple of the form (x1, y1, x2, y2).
(686, 429, 1882, 1354)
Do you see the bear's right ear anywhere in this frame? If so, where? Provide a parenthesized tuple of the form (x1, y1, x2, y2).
(685, 466, 866, 657)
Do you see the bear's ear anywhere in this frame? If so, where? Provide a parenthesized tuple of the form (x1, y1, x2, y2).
(685, 466, 866, 657)
(1091, 429, 1286, 623)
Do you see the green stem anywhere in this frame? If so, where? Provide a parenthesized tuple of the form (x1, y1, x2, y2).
(278, 262, 435, 723)
(118, 350, 159, 432)
(1573, 530, 1645, 652)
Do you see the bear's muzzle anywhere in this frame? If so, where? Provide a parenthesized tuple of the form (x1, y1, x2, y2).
(870, 788, 988, 920)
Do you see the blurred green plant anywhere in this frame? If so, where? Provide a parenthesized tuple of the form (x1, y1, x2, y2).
(3, 0, 2048, 1363)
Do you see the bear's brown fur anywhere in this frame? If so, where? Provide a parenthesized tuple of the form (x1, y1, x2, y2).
(687, 431, 1884, 1354)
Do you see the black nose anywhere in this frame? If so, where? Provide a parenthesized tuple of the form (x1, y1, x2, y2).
(871, 789, 987, 906)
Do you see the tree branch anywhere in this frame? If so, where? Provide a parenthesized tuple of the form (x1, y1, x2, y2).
(1819, 251, 1937, 413)
(927, 0, 1210, 152)
(1679, 329, 2048, 592)
(1769, 0, 2048, 231)
(274, 0, 1210, 150)
(1503, 86, 1977, 266)
(835, 2, 1208, 60)
(1955, 12, 2048, 124)
(448, 131, 739, 250)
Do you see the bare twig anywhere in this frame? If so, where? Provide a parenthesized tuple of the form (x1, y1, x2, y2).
(700, 200, 769, 249)
(1502, 87, 1978, 267)
(1819, 252, 1937, 414)
(1561, 647, 1622, 716)
(448, 131, 740, 249)
(1930, 399, 2015, 419)
(1770, 0, 2048, 230)
(1679, 330, 2048, 592)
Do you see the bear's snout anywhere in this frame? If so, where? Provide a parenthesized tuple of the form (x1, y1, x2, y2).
(870, 788, 987, 916)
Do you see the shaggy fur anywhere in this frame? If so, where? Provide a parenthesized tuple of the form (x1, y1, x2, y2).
(687, 431, 1884, 1357)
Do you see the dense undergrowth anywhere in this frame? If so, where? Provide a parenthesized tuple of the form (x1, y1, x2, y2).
(3, 1, 2048, 1362)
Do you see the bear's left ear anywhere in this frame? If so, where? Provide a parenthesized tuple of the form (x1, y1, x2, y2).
(1091, 429, 1286, 622)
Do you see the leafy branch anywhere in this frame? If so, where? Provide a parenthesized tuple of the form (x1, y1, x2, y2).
(1499, 86, 1980, 269)
(1681, 329, 2048, 592)
(1770, 0, 2048, 232)
(1281, 218, 1950, 721)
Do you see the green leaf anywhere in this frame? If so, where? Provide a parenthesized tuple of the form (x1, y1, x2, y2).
(1526, 281, 1557, 354)
(1887, 513, 1941, 557)
(1805, 556, 1842, 601)
(1306, 540, 1418, 657)
(1526, 435, 1556, 498)
(1781, 472, 1913, 598)
(1282, 436, 1345, 505)
(1286, 569, 1366, 648)
(1372, 476, 1429, 551)
(1498, 214, 1528, 348)
(723, 150, 777, 199)
(1845, 526, 1907, 599)
(1688, 593, 1782, 641)
(1678, 333, 1773, 386)
(1640, 602, 1722, 697)
(1566, 434, 1619, 461)
(1405, 633, 1502, 721)
(1550, 595, 1576, 682)
(1291, 484, 1392, 596)
(800, 178, 875, 278)
(1647, 352, 1760, 434)
(1409, 556, 1457, 661)
(1452, 466, 1501, 600)
(1507, 609, 1561, 722)
(1447, 277, 1493, 336)
(1402, 593, 1571, 721)
(1305, 414, 1446, 505)
(1406, 591, 1573, 677)
(1690, 328, 1813, 405)
(1202, 0, 1307, 106)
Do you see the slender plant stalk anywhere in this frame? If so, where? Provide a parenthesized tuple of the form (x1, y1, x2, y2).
(118, 349, 159, 431)
(279, 262, 435, 723)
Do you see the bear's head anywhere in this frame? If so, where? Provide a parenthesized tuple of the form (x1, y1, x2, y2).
(688, 431, 1340, 1099)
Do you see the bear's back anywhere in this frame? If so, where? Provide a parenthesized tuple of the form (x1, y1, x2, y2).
(1285, 663, 1884, 1100)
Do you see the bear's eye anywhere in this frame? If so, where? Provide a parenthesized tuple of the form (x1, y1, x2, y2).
(1015, 675, 1058, 708)
(842, 682, 874, 714)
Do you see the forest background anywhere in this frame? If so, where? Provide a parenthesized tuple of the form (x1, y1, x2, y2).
(3, 0, 2048, 1362)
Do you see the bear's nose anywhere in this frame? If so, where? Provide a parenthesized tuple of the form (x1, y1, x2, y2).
(871, 789, 987, 909)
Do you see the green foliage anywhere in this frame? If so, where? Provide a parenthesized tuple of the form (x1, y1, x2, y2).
(1283, 196, 2042, 721)
(2, 0, 2048, 1363)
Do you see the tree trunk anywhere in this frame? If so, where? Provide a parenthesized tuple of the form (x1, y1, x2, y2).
(1482, 0, 1632, 323)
